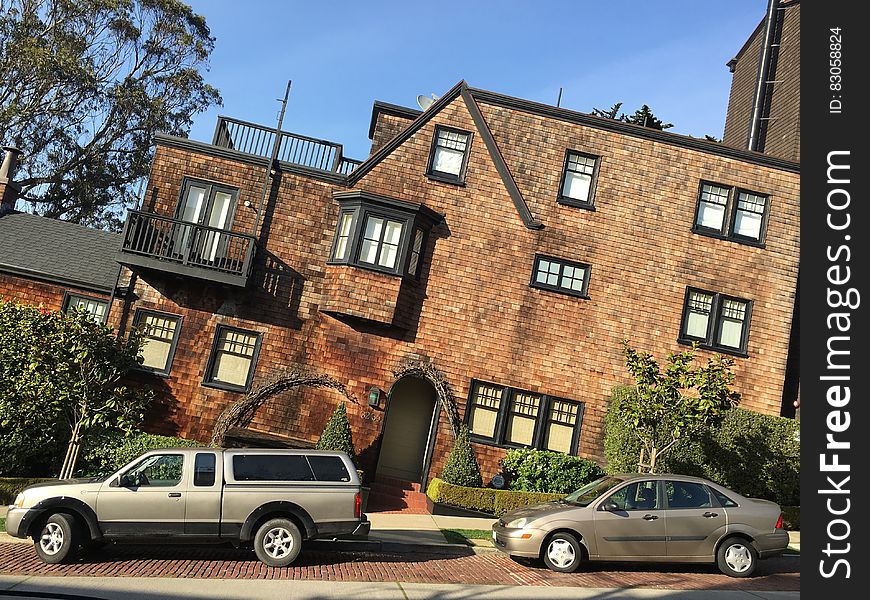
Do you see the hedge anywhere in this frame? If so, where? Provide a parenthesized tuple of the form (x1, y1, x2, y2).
(604, 387, 800, 507)
(0, 477, 54, 505)
(427, 477, 564, 517)
(500, 448, 604, 494)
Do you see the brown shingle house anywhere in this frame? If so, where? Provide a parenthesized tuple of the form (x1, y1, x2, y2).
(0, 79, 800, 500)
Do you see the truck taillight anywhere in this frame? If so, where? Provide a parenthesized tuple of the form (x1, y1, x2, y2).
(775, 513, 783, 529)
(355, 491, 362, 519)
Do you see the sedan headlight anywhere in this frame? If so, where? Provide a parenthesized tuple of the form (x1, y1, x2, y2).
(13, 492, 25, 508)
(506, 517, 531, 529)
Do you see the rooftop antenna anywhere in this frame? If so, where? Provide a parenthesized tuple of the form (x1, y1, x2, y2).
(252, 79, 292, 236)
(556, 87, 563, 108)
(416, 93, 439, 111)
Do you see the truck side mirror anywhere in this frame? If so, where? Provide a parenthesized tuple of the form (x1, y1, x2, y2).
(603, 501, 620, 512)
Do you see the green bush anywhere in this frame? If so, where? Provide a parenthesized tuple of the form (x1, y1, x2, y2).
(604, 388, 800, 506)
(427, 477, 565, 517)
(78, 430, 204, 477)
(441, 425, 483, 488)
(781, 506, 800, 531)
(500, 448, 604, 494)
(0, 477, 54, 505)
(316, 402, 357, 466)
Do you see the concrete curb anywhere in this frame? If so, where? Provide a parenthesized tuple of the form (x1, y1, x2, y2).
(306, 538, 499, 555)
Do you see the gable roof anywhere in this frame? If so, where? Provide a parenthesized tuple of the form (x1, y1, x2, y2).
(0, 210, 120, 292)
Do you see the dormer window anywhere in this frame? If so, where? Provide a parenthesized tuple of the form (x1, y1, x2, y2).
(427, 126, 471, 184)
(328, 191, 440, 276)
(558, 150, 599, 208)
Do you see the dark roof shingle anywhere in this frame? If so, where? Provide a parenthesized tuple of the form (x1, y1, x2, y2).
(0, 210, 120, 292)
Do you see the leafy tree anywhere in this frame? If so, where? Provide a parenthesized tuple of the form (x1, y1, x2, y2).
(0, 0, 221, 229)
(592, 102, 673, 130)
(441, 424, 483, 488)
(316, 402, 357, 465)
(618, 340, 739, 472)
(0, 299, 154, 478)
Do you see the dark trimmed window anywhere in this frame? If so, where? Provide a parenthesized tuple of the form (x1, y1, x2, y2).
(63, 292, 109, 323)
(693, 182, 769, 244)
(203, 325, 262, 392)
(427, 126, 471, 184)
(133, 309, 182, 375)
(328, 192, 439, 277)
(465, 380, 584, 454)
(679, 288, 752, 355)
(558, 150, 599, 208)
(531, 255, 590, 298)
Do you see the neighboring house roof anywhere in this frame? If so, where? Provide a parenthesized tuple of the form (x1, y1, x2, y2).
(0, 210, 120, 293)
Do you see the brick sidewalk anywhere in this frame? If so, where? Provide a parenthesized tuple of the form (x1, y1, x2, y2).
(0, 543, 798, 591)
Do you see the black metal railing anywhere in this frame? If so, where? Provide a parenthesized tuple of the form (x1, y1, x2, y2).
(121, 211, 256, 281)
(212, 116, 360, 174)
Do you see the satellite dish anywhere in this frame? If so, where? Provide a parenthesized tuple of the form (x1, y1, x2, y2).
(416, 93, 439, 111)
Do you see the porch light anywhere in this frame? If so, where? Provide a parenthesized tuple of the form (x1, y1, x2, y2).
(367, 386, 383, 407)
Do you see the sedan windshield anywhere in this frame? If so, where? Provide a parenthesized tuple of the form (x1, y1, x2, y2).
(563, 476, 625, 507)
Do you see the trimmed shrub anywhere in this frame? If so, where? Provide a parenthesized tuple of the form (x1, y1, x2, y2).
(781, 506, 800, 531)
(604, 388, 800, 506)
(78, 430, 204, 477)
(316, 402, 357, 466)
(500, 448, 604, 494)
(441, 425, 483, 488)
(0, 477, 54, 505)
(427, 477, 564, 516)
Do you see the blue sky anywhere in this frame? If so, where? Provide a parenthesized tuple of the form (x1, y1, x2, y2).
(184, 1, 766, 161)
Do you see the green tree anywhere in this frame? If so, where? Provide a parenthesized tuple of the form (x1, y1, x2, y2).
(592, 102, 673, 130)
(0, 299, 154, 478)
(618, 340, 739, 472)
(441, 425, 483, 488)
(0, 0, 221, 229)
(315, 402, 357, 465)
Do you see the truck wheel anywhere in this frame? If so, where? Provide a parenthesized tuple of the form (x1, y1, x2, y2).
(254, 518, 302, 567)
(34, 513, 77, 564)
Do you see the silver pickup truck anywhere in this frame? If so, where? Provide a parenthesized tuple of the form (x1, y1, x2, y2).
(6, 448, 370, 567)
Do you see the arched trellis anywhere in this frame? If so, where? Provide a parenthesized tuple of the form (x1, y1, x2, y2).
(210, 364, 356, 447)
(392, 357, 460, 438)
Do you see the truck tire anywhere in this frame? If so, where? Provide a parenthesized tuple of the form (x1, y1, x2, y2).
(34, 513, 77, 564)
(253, 518, 302, 567)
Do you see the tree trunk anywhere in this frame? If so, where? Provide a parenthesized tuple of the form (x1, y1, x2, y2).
(648, 447, 658, 473)
(59, 421, 83, 480)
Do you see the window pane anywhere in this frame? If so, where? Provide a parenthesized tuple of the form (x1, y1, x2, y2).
(506, 393, 540, 446)
(212, 329, 257, 387)
(383, 220, 403, 245)
(308, 456, 351, 482)
(469, 383, 502, 438)
(334, 213, 354, 260)
(207, 191, 233, 230)
(126, 454, 184, 487)
(377, 220, 403, 268)
(666, 480, 712, 509)
(696, 184, 729, 230)
(378, 243, 398, 268)
(433, 147, 464, 175)
(180, 186, 207, 223)
(717, 299, 747, 348)
(685, 291, 712, 338)
(562, 171, 592, 202)
(733, 193, 766, 239)
(232, 455, 315, 481)
(194, 453, 217, 487)
(545, 400, 579, 453)
(66, 295, 108, 323)
(359, 239, 379, 264)
(139, 313, 179, 371)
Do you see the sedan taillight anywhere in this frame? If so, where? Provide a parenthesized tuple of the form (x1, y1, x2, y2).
(355, 491, 362, 519)
(775, 513, 783, 529)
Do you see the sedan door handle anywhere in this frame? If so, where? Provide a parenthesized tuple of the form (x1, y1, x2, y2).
(703, 511, 719, 518)
(643, 514, 658, 521)
(168, 492, 182, 498)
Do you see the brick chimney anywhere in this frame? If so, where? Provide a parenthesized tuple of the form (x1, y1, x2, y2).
(0, 146, 23, 212)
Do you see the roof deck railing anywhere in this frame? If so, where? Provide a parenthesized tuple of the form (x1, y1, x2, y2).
(212, 116, 360, 174)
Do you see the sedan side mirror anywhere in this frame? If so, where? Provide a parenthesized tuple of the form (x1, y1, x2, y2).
(603, 501, 620, 512)
(119, 474, 135, 488)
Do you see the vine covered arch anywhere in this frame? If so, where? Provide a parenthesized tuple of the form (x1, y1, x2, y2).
(211, 364, 356, 447)
(392, 356, 460, 438)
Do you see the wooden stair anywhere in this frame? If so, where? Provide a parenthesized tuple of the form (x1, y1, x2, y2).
(365, 474, 430, 514)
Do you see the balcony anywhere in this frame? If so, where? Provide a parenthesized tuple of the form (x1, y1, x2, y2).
(119, 210, 256, 287)
(212, 116, 361, 175)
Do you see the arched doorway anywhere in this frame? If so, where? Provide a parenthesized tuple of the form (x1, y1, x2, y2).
(376, 376, 438, 483)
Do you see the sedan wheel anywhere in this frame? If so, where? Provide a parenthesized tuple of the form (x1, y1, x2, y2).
(543, 532, 583, 573)
(717, 538, 758, 577)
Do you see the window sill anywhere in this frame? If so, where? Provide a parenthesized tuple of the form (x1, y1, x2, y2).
(325, 260, 404, 278)
(426, 172, 466, 186)
(677, 338, 749, 358)
(691, 229, 766, 249)
(557, 197, 596, 211)
(529, 283, 589, 299)
(201, 380, 252, 394)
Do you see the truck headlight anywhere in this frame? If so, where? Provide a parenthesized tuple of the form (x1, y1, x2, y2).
(13, 493, 25, 508)
(506, 517, 530, 529)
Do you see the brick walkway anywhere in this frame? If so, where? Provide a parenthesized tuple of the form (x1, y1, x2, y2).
(0, 543, 798, 591)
